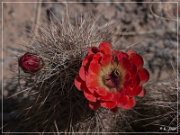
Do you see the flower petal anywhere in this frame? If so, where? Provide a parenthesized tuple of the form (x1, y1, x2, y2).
(74, 76, 83, 91)
(128, 50, 144, 68)
(138, 89, 146, 97)
(132, 75, 141, 86)
(138, 68, 150, 83)
(119, 58, 137, 75)
(117, 94, 129, 107)
(119, 57, 130, 69)
(86, 72, 99, 88)
(99, 42, 112, 54)
(125, 85, 143, 96)
(84, 91, 97, 102)
(89, 102, 100, 110)
(110, 107, 118, 112)
(124, 74, 140, 88)
(100, 55, 112, 66)
(116, 51, 128, 60)
(122, 97, 136, 110)
(89, 61, 101, 74)
(130, 64, 138, 76)
(88, 47, 99, 55)
(94, 87, 108, 97)
(87, 53, 102, 74)
(82, 54, 93, 67)
(79, 66, 86, 81)
(92, 53, 102, 62)
(100, 91, 117, 102)
(100, 101, 117, 109)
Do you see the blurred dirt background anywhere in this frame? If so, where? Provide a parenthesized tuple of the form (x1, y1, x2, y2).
(1, 0, 180, 134)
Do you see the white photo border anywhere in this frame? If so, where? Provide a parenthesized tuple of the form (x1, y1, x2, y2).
(1, 1, 179, 134)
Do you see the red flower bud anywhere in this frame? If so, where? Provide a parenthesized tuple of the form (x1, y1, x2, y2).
(74, 42, 150, 111)
(19, 52, 43, 73)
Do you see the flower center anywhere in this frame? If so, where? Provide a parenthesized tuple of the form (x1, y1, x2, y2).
(103, 69, 121, 91)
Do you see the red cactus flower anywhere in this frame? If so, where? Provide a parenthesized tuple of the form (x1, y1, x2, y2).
(74, 42, 150, 111)
(19, 52, 43, 73)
